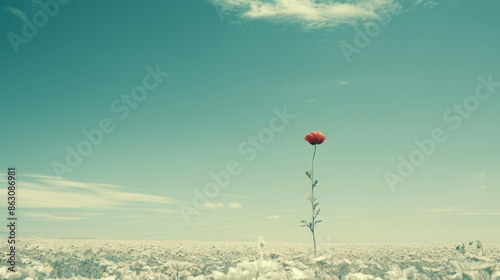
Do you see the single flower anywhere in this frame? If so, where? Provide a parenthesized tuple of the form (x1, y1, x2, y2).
(300, 130, 326, 258)
(304, 131, 326, 145)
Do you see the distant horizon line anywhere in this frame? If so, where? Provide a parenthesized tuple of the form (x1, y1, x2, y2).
(17, 236, 500, 246)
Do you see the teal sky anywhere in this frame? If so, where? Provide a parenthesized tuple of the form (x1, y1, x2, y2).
(0, 0, 499, 244)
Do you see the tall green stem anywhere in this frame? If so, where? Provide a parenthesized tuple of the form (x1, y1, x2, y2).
(311, 144, 317, 258)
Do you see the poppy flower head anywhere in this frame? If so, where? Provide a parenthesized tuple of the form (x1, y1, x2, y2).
(305, 131, 326, 145)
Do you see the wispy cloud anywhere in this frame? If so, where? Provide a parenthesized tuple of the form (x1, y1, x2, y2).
(0, 174, 179, 211)
(204, 202, 242, 209)
(4, 6, 28, 21)
(213, 0, 403, 29)
(25, 174, 64, 180)
(213, 0, 448, 29)
(338, 81, 349, 85)
(24, 213, 90, 221)
(416, 0, 439, 9)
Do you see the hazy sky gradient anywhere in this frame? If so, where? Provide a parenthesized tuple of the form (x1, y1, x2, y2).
(0, 0, 499, 243)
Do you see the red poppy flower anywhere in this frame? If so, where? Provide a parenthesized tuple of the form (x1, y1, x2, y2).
(304, 131, 326, 145)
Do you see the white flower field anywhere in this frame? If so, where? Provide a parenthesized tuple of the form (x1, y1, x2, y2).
(1, 238, 499, 280)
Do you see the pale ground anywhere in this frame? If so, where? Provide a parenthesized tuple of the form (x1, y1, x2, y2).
(1, 238, 499, 279)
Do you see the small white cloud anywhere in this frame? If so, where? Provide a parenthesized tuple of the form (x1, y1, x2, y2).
(266, 215, 280, 219)
(205, 203, 217, 209)
(228, 202, 242, 208)
(338, 81, 349, 85)
(478, 172, 486, 178)
(205, 202, 225, 209)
